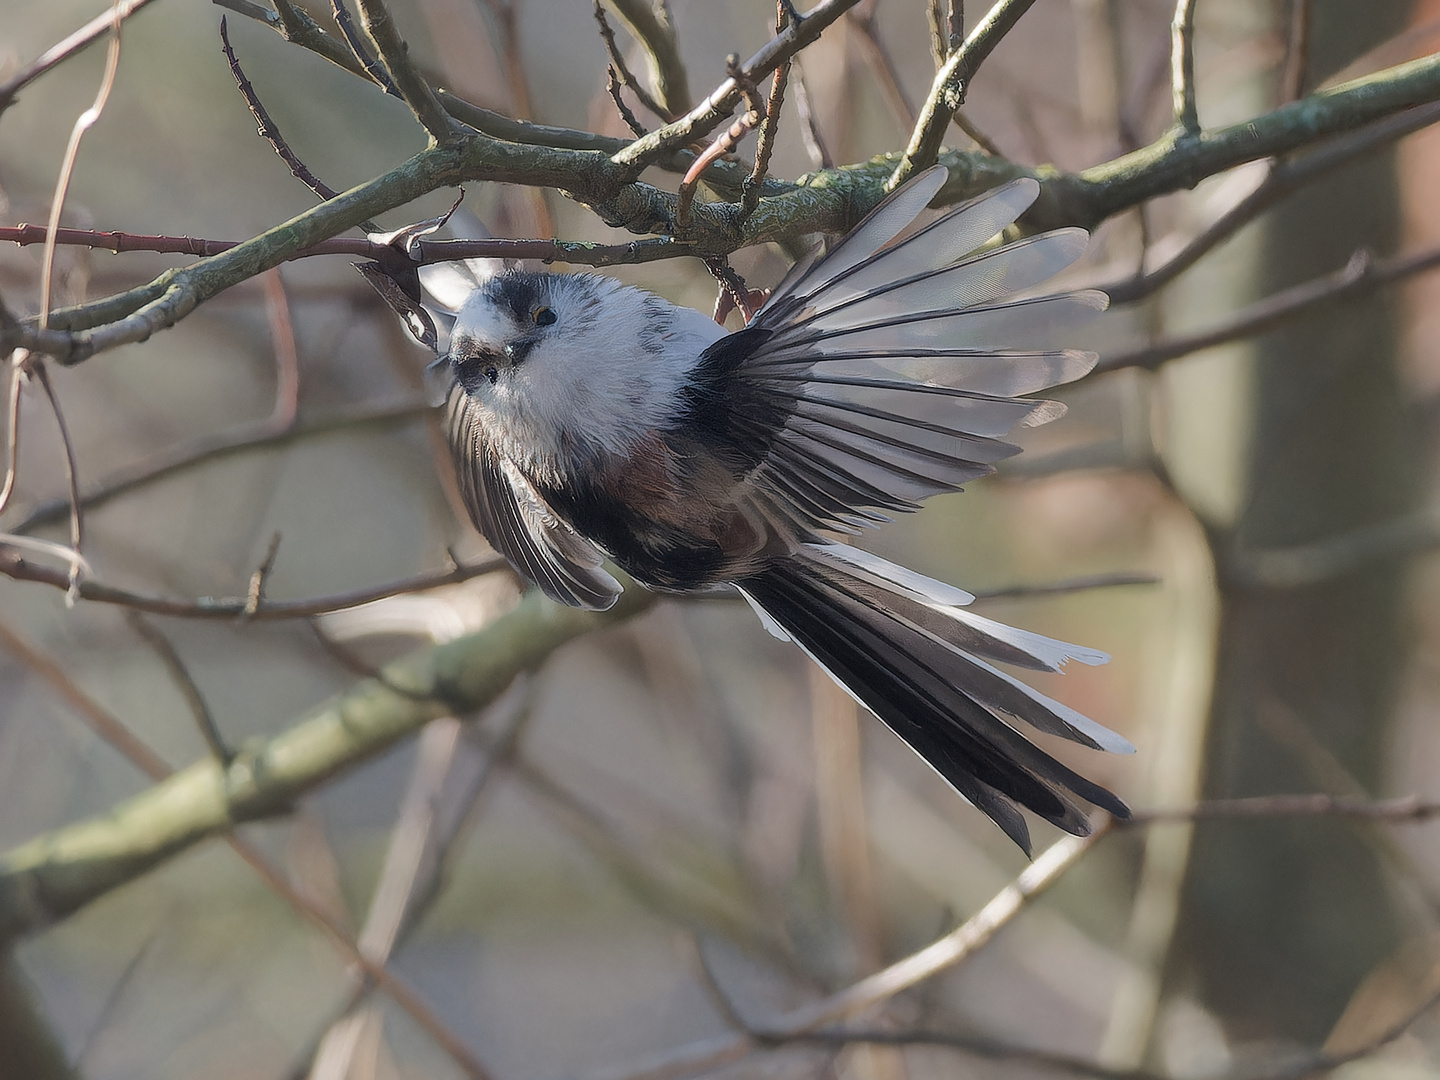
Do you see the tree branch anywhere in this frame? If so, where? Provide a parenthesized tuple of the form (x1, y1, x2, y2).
(604, 0, 692, 118)
(890, 0, 1039, 188)
(353, 0, 462, 142)
(0, 586, 655, 944)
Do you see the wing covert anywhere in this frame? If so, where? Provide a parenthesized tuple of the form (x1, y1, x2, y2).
(447, 389, 622, 610)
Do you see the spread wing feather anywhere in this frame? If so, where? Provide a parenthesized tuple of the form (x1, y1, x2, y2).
(447, 389, 621, 610)
(704, 178, 1105, 534)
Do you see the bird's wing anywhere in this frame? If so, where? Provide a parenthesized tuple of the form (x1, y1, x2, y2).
(694, 169, 1104, 536)
(447, 389, 622, 610)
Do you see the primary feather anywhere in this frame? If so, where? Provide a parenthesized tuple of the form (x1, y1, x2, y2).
(439, 167, 1131, 851)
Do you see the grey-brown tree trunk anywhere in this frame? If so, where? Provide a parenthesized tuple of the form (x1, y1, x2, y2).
(1165, 0, 1420, 1044)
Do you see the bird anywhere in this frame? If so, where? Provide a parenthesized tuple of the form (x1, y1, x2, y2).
(426, 166, 1133, 853)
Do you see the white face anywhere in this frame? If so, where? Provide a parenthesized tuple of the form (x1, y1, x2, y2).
(448, 272, 726, 478)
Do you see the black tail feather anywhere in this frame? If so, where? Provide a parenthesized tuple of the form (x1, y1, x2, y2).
(742, 560, 1130, 854)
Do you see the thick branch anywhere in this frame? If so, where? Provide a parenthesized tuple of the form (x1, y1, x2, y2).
(0, 587, 654, 944)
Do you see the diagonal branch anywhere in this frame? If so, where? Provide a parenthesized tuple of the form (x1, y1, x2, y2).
(610, 0, 862, 173)
(890, 0, 1039, 188)
(0, 586, 654, 944)
(604, 0, 692, 118)
(353, 0, 462, 142)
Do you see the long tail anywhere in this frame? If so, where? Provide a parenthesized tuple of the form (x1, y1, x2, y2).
(739, 542, 1132, 853)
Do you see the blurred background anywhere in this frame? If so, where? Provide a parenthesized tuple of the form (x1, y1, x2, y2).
(2, 0, 1440, 1078)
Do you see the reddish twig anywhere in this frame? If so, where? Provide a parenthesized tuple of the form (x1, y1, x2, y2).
(0, 224, 694, 269)
(676, 111, 761, 229)
(704, 256, 768, 325)
(261, 270, 302, 432)
(740, 5, 793, 223)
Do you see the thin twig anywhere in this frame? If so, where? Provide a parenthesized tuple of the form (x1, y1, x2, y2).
(606, 66, 652, 137)
(8, 398, 429, 536)
(1120, 794, 1440, 825)
(676, 112, 761, 229)
(353, 0, 461, 141)
(123, 611, 232, 764)
(1170, 0, 1200, 135)
(244, 531, 284, 616)
(329, 0, 400, 96)
(0, 0, 157, 115)
(927, 0, 947, 68)
(603, 0, 693, 117)
(40, 0, 124, 330)
(790, 59, 834, 169)
(221, 17, 338, 200)
(581, 829, 1105, 1080)
(740, 8, 792, 223)
(1, 224, 698, 269)
(848, 4, 916, 129)
(595, 0, 675, 123)
(1104, 98, 1440, 304)
(261, 270, 301, 431)
(890, 0, 1039, 187)
(27, 362, 85, 596)
(611, 0, 863, 174)
(0, 545, 508, 621)
(952, 110, 1003, 156)
(0, 355, 25, 519)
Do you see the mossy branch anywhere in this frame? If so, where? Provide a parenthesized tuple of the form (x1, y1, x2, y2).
(0, 587, 653, 945)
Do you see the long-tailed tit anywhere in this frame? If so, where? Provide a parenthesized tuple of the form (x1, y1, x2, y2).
(430, 167, 1133, 852)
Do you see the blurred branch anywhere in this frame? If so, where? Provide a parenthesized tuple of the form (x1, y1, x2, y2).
(123, 611, 232, 765)
(307, 697, 530, 1080)
(849, 3, 917, 128)
(1099, 244, 1440, 373)
(971, 572, 1158, 601)
(1169, 0, 1199, 135)
(0, 545, 510, 620)
(603, 0, 692, 117)
(0, 0, 157, 116)
(595, 1, 673, 126)
(584, 829, 1105, 1080)
(1105, 99, 1440, 305)
(7, 396, 429, 535)
(0, 586, 654, 944)
(0, 955, 77, 1080)
(1225, 507, 1440, 588)
(1282, 0, 1314, 101)
(1122, 794, 1440, 825)
(0, 613, 495, 1077)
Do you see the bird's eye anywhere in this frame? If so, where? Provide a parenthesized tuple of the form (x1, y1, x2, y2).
(533, 306, 556, 327)
(484, 366, 499, 384)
